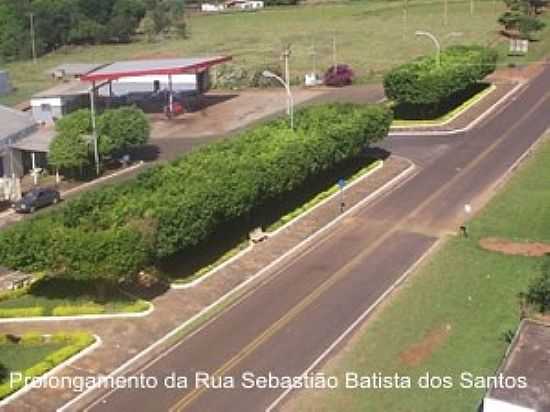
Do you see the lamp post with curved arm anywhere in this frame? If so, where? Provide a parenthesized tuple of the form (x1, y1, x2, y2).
(415, 31, 463, 68)
(263, 70, 294, 130)
(415, 30, 442, 67)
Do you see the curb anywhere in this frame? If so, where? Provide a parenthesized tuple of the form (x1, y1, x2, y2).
(0, 334, 103, 408)
(57, 160, 417, 412)
(265, 237, 444, 412)
(0, 302, 154, 324)
(171, 160, 385, 290)
(388, 82, 526, 137)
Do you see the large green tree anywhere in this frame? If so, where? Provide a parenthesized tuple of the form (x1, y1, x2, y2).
(48, 109, 92, 173)
(49, 107, 150, 174)
(97, 106, 150, 156)
(0, 0, 148, 62)
(499, 0, 547, 39)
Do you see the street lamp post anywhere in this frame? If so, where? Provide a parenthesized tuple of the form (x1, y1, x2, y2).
(415, 31, 463, 68)
(415, 31, 442, 67)
(89, 83, 100, 176)
(263, 70, 294, 130)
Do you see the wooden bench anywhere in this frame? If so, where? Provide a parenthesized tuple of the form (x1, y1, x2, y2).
(249, 227, 268, 244)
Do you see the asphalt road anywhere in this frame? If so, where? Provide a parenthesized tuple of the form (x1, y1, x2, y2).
(80, 65, 550, 412)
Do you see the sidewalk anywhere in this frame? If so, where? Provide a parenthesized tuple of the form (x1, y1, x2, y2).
(1, 156, 413, 412)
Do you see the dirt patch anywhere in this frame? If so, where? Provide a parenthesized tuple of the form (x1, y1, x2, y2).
(480, 237, 550, 257)
(399, 324, 451, 367)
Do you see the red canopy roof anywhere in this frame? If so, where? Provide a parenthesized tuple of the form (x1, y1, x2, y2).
(81, 56, 232, 82)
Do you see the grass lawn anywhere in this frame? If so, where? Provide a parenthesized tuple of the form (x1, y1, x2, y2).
(3, 0, 549, 107)
(0, 343, 64, 375)
(0, 278, 150, 318)
(285, 134, 550, 412)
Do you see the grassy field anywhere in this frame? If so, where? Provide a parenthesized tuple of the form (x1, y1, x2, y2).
(0, 278, 150, 318)
(284, 134, 550, 412)
(2, 0, 549, 107)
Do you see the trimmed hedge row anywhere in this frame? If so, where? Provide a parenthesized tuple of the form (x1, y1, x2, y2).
(383, 45, 498, 108)
(0, 104, 392, 283)
(0, 332, 95, 400)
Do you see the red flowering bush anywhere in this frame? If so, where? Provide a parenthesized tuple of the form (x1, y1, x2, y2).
(324, 64, 354, 87)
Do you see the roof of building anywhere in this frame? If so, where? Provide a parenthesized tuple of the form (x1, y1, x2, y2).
(46, 63, 106, 78)
(487, 320, 550, 411)
(81, 56, 232, 82)
(10, 127, 56, 153)
(32, 80, 90, 98)
(0, 105, 36, 140)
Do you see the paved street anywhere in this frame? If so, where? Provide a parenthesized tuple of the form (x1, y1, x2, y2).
(78, 65, 550, 412)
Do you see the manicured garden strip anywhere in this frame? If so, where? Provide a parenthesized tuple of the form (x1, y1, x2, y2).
(0, 332, 96, 400)
(0, 278, 150, 319)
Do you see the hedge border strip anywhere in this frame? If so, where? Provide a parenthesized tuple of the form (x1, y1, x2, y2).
(170, 160, 384, 290)
(391, 84, 497, 129)
(389, 81, 526, 137)
(0, 301, 154, 324)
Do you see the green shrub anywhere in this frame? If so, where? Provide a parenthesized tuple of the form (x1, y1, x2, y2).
(0, 307, 44, 318)
(20, 332, 44, 345)
(51, 305, 105, 317)
(118, 300, 151, 313)
(23, 361, 52, 379)
(522, 260, 550, 313)
(383, 45, 498, 114)
(0, 104, 392, 282)
(97, 106, 150, 156)
(0, 382, 14, 399)
(44, 346, 80, 365)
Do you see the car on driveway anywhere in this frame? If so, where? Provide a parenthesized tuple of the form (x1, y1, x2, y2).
(12, 187, 61, 214)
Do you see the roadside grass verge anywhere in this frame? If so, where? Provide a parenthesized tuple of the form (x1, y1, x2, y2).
(391, 83, 496, 127)
(0, 332, 95, 400)
(0, 0, 513, 107)
(0, 277, 150, 318)
(164, 156, 381, 284)
(284, 134, 550, 412)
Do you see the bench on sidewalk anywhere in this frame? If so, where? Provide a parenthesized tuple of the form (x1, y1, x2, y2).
(0, 267, 34, 291)
(249, 227, 268, 244)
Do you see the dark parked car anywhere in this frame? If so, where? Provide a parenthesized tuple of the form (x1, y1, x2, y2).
(12, 188, 61, 214)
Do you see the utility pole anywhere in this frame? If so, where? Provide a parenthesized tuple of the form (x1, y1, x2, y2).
(470, 0, 475, 16)
(282, 45, 291, 114)
(29, 13, 37, 64)
(309, 43, 318, 74)
(403, 0, 409, 39)
(89, 83, 100, 176)
(332, 36, 337, 67)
